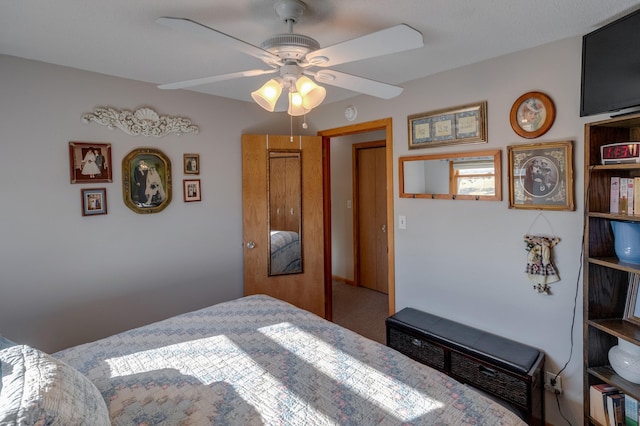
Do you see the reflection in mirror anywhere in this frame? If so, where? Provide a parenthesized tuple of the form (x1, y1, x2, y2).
(268, 150, 303, 275)
(399, 149, 502, 201)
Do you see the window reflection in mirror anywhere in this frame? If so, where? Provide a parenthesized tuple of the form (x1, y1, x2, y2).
(399, 149, 502, 201)
(268, 150, 303, 275)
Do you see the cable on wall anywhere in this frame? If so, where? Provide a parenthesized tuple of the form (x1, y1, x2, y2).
(552, 179, 589, 426)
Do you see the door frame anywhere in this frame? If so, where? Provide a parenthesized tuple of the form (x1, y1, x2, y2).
(318, 118, 395, 320)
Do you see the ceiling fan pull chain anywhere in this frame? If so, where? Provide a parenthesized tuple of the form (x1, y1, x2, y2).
(290, 114, 294, 142)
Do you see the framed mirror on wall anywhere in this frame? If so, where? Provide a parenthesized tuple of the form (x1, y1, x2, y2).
(268, 150, 303, 276)
(399, 149, 502, 201)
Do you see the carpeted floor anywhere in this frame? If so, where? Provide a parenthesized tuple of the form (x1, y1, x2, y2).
(331, 280, 388, 344)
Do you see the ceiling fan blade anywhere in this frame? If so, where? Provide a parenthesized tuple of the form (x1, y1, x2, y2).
(312, 70, 403, 99)
(156, 17, 281, 66)
(158, 69, 278, 90)
(305, 24, 423, 68)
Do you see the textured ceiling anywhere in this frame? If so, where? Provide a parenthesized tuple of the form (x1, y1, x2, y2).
(1, 0, 640, 106)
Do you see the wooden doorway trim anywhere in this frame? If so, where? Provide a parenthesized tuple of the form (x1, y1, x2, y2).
(318, 118, 395, 320)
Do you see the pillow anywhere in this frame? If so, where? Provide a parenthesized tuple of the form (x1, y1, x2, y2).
(0, 345, 110, 426)
(0, 336, 16, 350)
(0, 337, 17, 395)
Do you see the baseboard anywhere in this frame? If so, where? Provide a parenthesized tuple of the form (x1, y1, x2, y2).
(332, 275, 354, 286)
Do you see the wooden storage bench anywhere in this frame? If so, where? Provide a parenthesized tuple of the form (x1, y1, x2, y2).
(386, 308, 545, 425)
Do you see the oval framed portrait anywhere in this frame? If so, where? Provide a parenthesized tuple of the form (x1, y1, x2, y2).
(509, 91, 556, 139)
(122, 147, 172, 214)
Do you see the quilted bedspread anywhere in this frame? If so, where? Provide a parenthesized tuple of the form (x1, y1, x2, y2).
(54, 295, 526, 425)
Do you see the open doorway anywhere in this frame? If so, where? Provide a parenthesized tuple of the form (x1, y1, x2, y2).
(319, 118, 395, 344)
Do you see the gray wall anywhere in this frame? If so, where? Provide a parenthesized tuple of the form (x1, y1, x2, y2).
(329, 130, 385, 282)
(0, 54, 289, 351)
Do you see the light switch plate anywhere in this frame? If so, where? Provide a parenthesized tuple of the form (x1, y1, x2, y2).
(399, 215, 407, 229)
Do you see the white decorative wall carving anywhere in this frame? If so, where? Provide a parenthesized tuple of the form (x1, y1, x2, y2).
(82, 107, 199, 137)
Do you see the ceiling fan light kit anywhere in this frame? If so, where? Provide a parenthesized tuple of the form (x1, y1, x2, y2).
(251, 79, 283, 112)
(296, 76, 326, 109)
(287, 91, 308, 116)
(157, 0, 423, 117)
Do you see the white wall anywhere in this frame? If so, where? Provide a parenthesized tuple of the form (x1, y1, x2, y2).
(0, 54, 290, 352)
(309, 35, 614, 426)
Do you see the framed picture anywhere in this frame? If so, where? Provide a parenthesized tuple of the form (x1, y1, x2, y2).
(507, 140, 574, 210)
(184, 179, 201, 202)
(509, 91, 556, 139)
(625, 273, 640, 325)
(81, 188, 107, 216)
(408, 101, 487, 149)
(122, 147, 172, 214)
(184, 153, 200, 175)
(69, 142, 112, 183)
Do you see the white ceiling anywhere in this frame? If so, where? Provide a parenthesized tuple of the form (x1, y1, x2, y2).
(2, 0, 640, 107)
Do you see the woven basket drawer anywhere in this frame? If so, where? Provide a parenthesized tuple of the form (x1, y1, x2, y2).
(388, 327, 445, 370)
(450, 352, 528, 406)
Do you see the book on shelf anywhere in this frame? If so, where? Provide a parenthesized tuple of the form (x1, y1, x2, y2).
(611, 177, 620, 214)
(634, 177, 640, 216)
(606, 392, 625, 426)
(626, 394, 639, 426)
(591, 384, 620, 425)
(621, 178, 629, 215)
(630, 178, 636, 215)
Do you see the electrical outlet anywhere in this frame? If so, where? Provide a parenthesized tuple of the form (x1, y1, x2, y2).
(544, 371, 562, 395)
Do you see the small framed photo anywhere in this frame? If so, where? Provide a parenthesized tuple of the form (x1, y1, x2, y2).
(81, 188, 107, 216)
(69, 142, 112, 183)
(509, 91, 556, 139)
(184, 154, 200, 175)
(184, 179, 201, 202)
(507, 140, 574, 210)
(408, 101, 487, 149)
(625, 274, 640, 325)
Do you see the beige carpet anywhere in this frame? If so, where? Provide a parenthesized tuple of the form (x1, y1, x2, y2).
(331, 280, 388, 344)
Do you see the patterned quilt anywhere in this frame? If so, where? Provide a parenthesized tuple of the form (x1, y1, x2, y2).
(54, 295, 526, 425)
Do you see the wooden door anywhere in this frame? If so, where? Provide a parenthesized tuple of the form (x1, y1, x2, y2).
(242, 134, 325, 317)
(355, 143, 388, 294)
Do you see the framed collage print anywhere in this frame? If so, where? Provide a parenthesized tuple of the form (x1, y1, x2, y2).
(408, 101, 487, 149)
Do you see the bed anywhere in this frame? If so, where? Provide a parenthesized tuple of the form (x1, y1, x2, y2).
(270, 230, 301, 274)
(0, 295, 526, 425)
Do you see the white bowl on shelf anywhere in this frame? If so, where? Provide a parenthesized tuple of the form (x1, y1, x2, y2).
(609, 338, 640, 383)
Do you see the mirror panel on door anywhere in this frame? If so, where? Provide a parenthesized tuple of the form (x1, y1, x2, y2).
(268, 150, 303, 275)
(399, 149, 502, 201)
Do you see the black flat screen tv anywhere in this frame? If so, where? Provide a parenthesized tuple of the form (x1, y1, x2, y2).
(580, 8, 640, 117)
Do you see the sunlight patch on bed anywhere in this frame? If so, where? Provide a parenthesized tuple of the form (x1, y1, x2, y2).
(102, 334, 337, 424)
(258, 322, 444, 421)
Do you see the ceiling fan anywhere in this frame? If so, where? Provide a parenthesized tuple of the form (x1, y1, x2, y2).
(157, 0, 424, 115)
